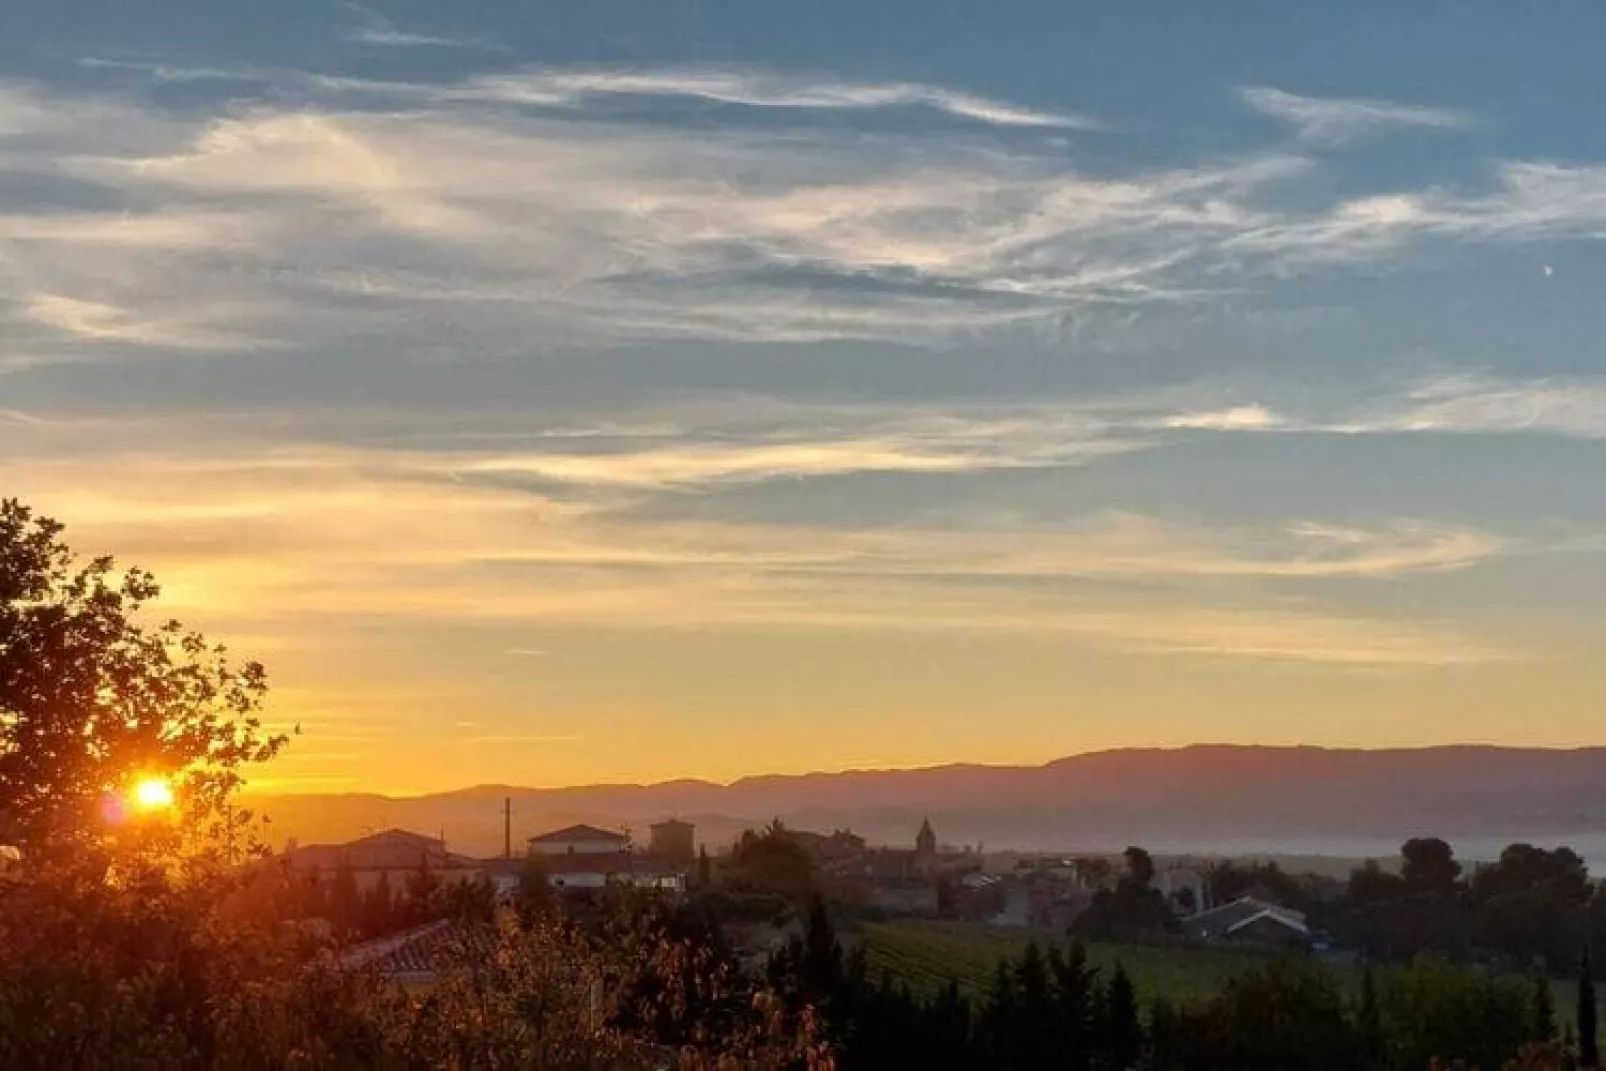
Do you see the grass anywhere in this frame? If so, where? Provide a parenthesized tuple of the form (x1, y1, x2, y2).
(858, 922, 1606, 1031)
(857, 922, 1270, 1007)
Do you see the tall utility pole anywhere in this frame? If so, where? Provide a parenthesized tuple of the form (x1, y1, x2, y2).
(504, 797, 513, 858)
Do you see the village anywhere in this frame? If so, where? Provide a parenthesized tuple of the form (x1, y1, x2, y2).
(272, 812, 1320, 984)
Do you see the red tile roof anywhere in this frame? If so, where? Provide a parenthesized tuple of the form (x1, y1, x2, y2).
(528, 824, 629, 844)
(338, 920, 497, 978)
(282, 828, 480, 873)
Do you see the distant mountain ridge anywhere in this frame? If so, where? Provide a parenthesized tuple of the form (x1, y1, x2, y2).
(247, 744, 1606, 863)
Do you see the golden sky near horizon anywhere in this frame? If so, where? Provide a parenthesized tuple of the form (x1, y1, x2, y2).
(7, 5, 1606, 793)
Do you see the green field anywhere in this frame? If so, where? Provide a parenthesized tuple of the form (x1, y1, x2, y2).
(858, 922, 1271, 1007)
(859, 922, 1605, 1029)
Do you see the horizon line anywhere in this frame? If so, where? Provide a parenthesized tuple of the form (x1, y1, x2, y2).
(240, 739, 1606, 799)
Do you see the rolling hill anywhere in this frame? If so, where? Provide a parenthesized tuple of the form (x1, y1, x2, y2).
(246, 744, 1606, 863)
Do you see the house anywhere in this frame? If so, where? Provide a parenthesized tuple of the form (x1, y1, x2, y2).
(528, 824, 631, 856)
(280, 829, 485, 892)
(648, 819, 696, 864)
(1182, 896, 1310, 946)
(538, 851, 685, 894)
(523, 823, 686, 897)
(337, 918, 498, 986)
(994, 876, 1094, 930)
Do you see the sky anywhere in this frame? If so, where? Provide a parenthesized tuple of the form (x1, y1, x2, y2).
(4, 2, 1606, 794)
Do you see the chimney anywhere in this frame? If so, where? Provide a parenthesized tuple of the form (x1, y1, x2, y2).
(504, 797, 513, 859)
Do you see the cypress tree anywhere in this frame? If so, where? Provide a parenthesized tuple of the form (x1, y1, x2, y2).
(982, 957, 1020, 1068)
(1052, 940, 1096, 1069)
(1147, 997, 1176, 1070)
(799, 895, 844, 1013)
(1532, 973, 1557, 1044)
(1357, 967, 1385, 1067)
(1103, 964, 1143, 1071)
(330, 856, 361, 935)
(363, 870, 395, 937)
(1015, 942, 1054, 1067)
(928, 979, 973, 1068)
(1582, 948, 1599, 1069)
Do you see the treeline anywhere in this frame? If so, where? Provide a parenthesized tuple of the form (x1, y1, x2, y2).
(1056, 838, 1606, 978)
(765, 900, 1597, 1070)
(1341, 839, 1606, 973)
(1151, 958, 1576, 1071)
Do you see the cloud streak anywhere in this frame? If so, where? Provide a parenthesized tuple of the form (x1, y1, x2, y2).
(1, 410, 1515, 670)
(341, 4, 486, 50)
(1241, 86, 1471, 146)
(448, 67, 1094, 128)
(1149, 374, 1606, 442)
(3, 64, 1601, 358)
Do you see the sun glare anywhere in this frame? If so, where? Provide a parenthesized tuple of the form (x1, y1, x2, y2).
(132, 778, 175, 813)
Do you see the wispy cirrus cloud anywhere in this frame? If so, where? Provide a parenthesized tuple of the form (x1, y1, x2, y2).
(341, 3, 487, 50)
(1, 406, 1516, 669)
(5, 62, 1603, 361)
(441, 67, 1094, 128)
(1163, 404, 1287, 432)
(450, 417, 1144, 488)
(27, 93, 1298, 345)
(1240, 86, 1471, 146)
(22, 292, 257, 350)
(1150, 374, 1606, 442)
(1342, 374, 1606, 438)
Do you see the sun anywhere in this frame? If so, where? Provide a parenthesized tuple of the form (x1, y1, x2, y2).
(131, 777, 175, 813)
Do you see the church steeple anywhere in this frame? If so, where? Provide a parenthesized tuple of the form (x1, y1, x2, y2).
(915, 817, 936, 857)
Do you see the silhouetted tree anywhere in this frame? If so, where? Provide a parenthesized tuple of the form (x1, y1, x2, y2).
(1147, 996, 1178, 1070)
(444, 873, 497, 923)
(980, 957, 1020, 1068)
(1206, 958, 1358, 1071)
(297, 870, 328, 921)
(1073, 847, 1175, 941)
(1073, 856, 1115, 889)
(1100, 964, 1142, 1071)
(1348, 858, 1406, 908)
(799, 896, 844, 1007)
(1123, 846, 1156, 888)
(726, 824, 818, 901)
(1357, 967, 1385, 1068)
(1348, 890, 1471, 963)
(403, 858, 441, 925)
(1581, 948, 1599, 1069)
(927, 979, 973, 1068)
(330, 856, 361, 934)
(1014, 942, 1055, 1067)
(697, 845, 712, 887)
(1402, 837, 1463, 897)
(362, 871, 395, 936)
(1382, 957, 1533, 1071)
(515, 853, 554, 919)
(1051, 940, 1096, 1066)
(1532, 974, 1557, 1046)
(1467, 844, 1593, 971)
(0, 499, 286, 852)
